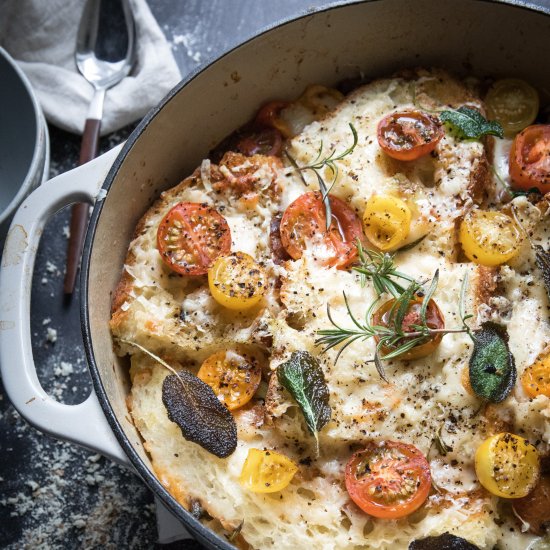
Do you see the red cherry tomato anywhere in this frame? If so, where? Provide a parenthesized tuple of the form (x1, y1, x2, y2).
(157, 202, 231, 276)
(345, 440, 431, 519)
(235, 127, 283, 157)
(371, 296, 445, 360)
(509, 124, 550, 193)
(377, 111, 443, 161)
(255, 100, 292, 137)
(280, 191, 363, 269)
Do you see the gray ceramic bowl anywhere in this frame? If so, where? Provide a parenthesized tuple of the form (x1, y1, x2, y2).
(0, 47, 49, 244)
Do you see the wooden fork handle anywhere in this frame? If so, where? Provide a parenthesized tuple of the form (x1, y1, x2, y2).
(63, 117, 101, 294)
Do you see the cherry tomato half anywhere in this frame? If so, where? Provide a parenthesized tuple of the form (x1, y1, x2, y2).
(509, 125, 550, 193)
(363, 195, 412, 251)
(280, 191, 363, 269)
(235, 127, 283, 157)
(345, 440, 431, 519)
(459, 210, 523, 267)
(377, 111, 443, 161)
(208, 252, 267, 311)
(485, 79, 539, 137)
(521, 352, 550, 398)
(197, 348, 262, 410)
(157, 202, 231, 276)
(371, 297, 445, 360)
(255, 100, 293, 138)
(475, 433, 540, 499)
(240, 448, 298, 493)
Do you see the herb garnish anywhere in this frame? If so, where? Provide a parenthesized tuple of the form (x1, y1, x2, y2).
(286, 123, 358, 230)
(316, 251, 473, 375)
(410, 533, 481, 550)
(318, 249, 517, 399)
(226, 520, 244, 542)
(534, 245, 550, 304)
(120, 339, 237, 458)
(433, 424, 452, 456)
(353, 241, 416, 297)
(507, 207, 550, 305)
(440, 106, 504, 140)
(162, 372, 238, 458)
(469, 321, 516, 403)
(492, 165, 542, 199)
(277, 350, 331, 450)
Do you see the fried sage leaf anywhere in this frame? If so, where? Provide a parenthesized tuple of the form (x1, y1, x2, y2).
(534, 245, 550, 303)
(409, 532, 480, 550)
(440, 107, 504, 139)
(469, 321, 516, 403)
(162, 370, 237, 458)
(277, 351, 331, 444)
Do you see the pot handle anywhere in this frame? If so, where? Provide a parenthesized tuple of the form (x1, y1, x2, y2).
(0, 145, 128, 466)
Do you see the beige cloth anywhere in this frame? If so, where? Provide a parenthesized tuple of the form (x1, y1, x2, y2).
(0, 0, 181, 135)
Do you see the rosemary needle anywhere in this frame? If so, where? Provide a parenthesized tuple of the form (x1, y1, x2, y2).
(316, 250, 474, 376)
(286, 123, 358, 230)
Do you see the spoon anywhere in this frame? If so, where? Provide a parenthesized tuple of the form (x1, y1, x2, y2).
(64, 0, 136, 294)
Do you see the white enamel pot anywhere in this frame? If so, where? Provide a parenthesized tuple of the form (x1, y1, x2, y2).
(2, 1, 550, 548)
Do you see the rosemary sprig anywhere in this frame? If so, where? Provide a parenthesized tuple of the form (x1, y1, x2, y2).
(459, 272, 475, 343)
(353, 241, 416, 297)
(286, 123, 358, 230)
(316, 267, 474, 375)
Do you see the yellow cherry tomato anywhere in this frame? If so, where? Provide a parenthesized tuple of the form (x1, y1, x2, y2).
(485, 79, 540, 137)
(522, 353, 550, 398)
(459, 210, 523, 266)
(363, 195, 412, 251)
(197, 349, 262, 411)
(475, 433, 540, 498)
(240, 448, 298, 493)
(299, 85, 345, 117)
(208, 252, 267, 311)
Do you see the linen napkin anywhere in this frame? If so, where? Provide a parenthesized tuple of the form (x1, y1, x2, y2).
(0, 0, 181, 136)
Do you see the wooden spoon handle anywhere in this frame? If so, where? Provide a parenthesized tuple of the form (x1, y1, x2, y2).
(63, 117, 101, 294)
(79, 118, 101, 164)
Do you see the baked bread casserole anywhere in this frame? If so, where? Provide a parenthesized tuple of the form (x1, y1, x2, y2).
(110, 68, 550, 549)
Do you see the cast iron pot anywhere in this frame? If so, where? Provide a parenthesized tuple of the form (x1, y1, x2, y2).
(2, 1, 550, 548)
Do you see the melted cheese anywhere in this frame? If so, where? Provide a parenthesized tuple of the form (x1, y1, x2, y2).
(113, 69, 550, 550)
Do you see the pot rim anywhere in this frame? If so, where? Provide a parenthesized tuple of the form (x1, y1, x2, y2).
(80, 0, 550, 547)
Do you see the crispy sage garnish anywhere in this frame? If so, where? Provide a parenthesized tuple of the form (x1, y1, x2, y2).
(440, 106, 504, 139)
(162, 371, 237, 458)
(120, 338, 237, 458)
(534, 245, 550, 303)
(469, 321, 516, 403)
(409, 533, 481, 550)
(277, 351, 331, 448)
